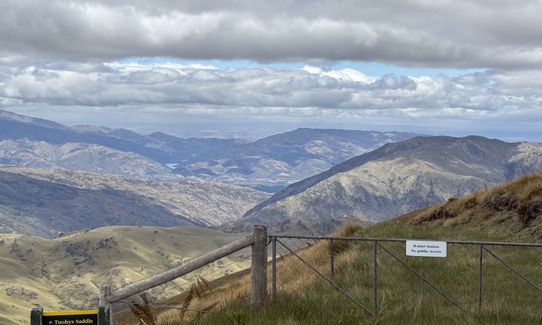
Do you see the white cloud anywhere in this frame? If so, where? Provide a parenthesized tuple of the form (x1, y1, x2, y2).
(1, 63, 541, 130)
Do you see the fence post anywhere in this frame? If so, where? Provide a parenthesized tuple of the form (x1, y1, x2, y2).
(99, 284, 112, 325)
(30, 308, 43, 325)
(272, 236, 277, 300)
(251, 225, 268, 307)
(329, 239, 335, 277)
(374, 240, 378, 314)
(478, 244, 483, 312)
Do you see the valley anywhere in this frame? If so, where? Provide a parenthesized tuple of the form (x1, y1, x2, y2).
(0, 110, 541, 324)
(0, 226, 249, 325)
(0, 166, 269, 237)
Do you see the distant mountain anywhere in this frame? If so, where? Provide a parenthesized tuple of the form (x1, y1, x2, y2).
(234, 136, 542, 233)
(174, 128, 420, 186)
(0, 139, 174, 179)
(0, 167, 269, 237)
(0, 109, 241, 165)
(0, 110, 419, 186)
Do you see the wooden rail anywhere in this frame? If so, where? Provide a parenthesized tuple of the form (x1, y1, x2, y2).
(99, 226, 268, 323)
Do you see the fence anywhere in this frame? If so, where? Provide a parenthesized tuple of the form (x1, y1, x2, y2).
(99, 226, 268, 324)
(270, 235, 542, 316)
(98, 228, 542, 324)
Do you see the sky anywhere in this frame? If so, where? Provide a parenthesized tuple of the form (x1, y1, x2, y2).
(0, 0, 541, 140)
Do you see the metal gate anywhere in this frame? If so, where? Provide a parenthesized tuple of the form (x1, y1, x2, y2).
(269, 235, 542, 316)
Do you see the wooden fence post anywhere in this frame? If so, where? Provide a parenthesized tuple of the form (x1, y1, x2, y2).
(251, 225, 268, 307)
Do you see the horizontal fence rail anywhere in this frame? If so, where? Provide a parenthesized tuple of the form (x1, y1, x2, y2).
(106, 234, 255, 303)
(273, 235, 542, 247)
(101, 226, 269, 324)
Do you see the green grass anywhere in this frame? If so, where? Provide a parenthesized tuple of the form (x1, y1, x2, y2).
(185, 225, 542, 325)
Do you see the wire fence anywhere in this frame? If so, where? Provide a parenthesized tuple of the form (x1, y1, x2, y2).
(107, 231, 542, 324)
(270, 235, 542, 318)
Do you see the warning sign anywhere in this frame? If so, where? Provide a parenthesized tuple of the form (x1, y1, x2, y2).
(406, 240, 447, 258)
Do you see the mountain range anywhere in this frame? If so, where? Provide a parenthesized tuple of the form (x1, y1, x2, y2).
(3, 108, 542, 237)
(0, 167, 269, 237)
(0, 109, 418, 187)
(174, 128, 419, 187)
(0, 110, 242, 179)
(234, 136, 542, 233)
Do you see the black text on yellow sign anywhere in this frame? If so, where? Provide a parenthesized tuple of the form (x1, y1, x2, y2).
(41, 310, 97, 325)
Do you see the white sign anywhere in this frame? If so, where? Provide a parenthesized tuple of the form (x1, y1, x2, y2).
(406, 240, 447, 258)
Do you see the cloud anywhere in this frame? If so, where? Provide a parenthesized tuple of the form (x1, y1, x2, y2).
(1, 62, 541, 129)
(1, 0, 542, 68)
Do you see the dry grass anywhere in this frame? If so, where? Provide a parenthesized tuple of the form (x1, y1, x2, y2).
(409, 172, 542, 227)
(117, 223, 364, 325)
(129, 294, 156, 325)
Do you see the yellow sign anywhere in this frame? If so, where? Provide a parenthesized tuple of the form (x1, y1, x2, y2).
(41, 310, 97, 325)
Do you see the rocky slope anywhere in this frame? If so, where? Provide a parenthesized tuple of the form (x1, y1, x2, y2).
(0, 167, 269, 237)
(236, 136, 542, 233)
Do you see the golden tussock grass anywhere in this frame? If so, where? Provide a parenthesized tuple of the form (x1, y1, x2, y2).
(409, 172, 542, 227)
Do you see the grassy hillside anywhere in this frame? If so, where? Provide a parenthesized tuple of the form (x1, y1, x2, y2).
(0, 226, 250, 325)
(149, 173, 542, 325)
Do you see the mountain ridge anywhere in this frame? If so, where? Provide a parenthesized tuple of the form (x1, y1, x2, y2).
(173, 128, 420, 185)
(0, 110, 419, 186)
(237, 135, 542, 233)
(0, 166, 269, 237)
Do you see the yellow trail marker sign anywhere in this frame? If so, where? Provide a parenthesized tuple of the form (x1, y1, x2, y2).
(31, 308, 109, 325)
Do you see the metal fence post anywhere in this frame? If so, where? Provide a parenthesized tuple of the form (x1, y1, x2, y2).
(329, 239, 335, 277)
(30, 308, 43, 325)
(478, 244, 483, 313)
(251, 225, 268, 307)
(374, 240, 378, 314)
(272, 236, 277, 300)
(99, 284, 112, 325)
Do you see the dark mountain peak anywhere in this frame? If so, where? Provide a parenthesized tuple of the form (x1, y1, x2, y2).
(0, 109, 66, 129)
(148, 131, 172, 139)
(72, 125, 113, 134)
(374, 135, 516, 165)
(257, 127, 417, 142)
